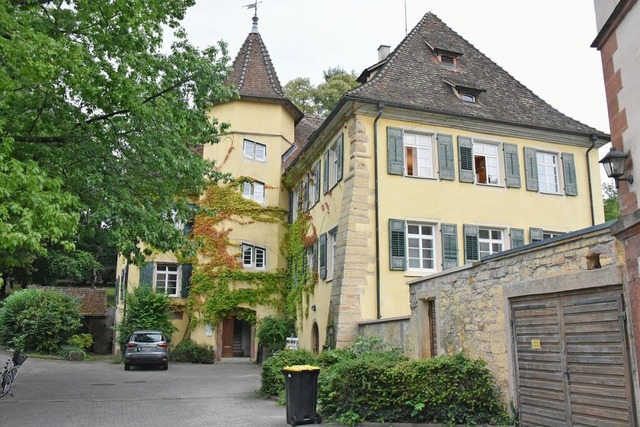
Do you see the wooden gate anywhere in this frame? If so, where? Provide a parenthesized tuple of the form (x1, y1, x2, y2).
(511, 289, 635, 426)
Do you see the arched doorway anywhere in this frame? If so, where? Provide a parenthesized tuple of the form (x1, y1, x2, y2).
(311, 322, 319, 354)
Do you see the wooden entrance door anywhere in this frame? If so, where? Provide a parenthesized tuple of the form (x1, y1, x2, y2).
(221, 317, 234, 358)
(512, 290, 635, 426)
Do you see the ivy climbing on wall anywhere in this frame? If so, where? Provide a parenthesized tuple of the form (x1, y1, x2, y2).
(284, 213, 318, 323)
(185, 183, 287, 332)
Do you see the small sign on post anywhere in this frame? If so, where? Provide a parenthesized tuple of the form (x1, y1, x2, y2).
(285, 337, 299, 350)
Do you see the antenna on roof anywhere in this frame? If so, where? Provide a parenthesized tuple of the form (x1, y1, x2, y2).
(404, 0, 408, 35)
(243, 1, 262, 32)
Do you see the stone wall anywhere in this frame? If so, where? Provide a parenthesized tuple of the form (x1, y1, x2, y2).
(406, 223, 626, 398)
(358, 316, 410, 351)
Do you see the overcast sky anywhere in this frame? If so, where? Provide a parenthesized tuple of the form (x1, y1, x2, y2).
(179, 1, 613, 181)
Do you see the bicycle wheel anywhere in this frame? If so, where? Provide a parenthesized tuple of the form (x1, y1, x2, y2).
(0, 370, 13, 398)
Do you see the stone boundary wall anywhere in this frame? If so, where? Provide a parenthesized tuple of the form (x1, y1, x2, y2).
(358, 316, 410, 351)
(406, 224, 625, 397)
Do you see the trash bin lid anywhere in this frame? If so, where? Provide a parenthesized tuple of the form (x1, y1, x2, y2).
(282, 364, 320, 372)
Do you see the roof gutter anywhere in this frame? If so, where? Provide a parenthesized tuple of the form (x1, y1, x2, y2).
(587, 134, 598, 226)
(373, 102, 385, 319)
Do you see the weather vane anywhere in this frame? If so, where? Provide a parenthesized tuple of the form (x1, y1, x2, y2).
(243, 1, 262, 32)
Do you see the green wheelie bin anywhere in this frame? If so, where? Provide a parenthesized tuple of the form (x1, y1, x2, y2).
(282, 365, 322, 425)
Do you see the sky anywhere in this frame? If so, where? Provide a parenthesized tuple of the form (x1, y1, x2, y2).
(176, 0, 612, 176)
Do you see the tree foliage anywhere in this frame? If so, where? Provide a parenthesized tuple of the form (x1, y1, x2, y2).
(0, 288, 82, 353)
(284, 67, 359, 116)
(603, 182, 620, 222)
(0, 1, 236, 284)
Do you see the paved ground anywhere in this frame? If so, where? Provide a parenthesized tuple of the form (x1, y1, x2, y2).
(0, 349, 291, 427)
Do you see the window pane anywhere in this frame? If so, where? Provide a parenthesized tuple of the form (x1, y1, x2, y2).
(255, 247, 265, 268)
(243, 245, 252, 266)
(242, 182, 252, 198)
(255, 143, 266, 161)
(254, 182, 265, 203)
(243, 140, 254, 158)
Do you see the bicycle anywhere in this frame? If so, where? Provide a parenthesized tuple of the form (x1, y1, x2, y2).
(0, 349, 28, 398)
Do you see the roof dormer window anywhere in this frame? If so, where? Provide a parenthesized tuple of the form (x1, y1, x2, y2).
(439, 54, 456, 69)
(461, 93, 476, 103)
(433, 47, 461, 70)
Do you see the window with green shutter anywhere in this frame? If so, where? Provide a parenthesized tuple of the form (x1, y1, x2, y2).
(139, 262, 154, 288)
(503, 143, 521, 188)
(562, 152, 577, 196)
(458, 136, 474, 183)
(510, 228, 525, 248)
(530, 227, 543, 243)
(319, 233, 327, 279)
(336, 134, 344, 183)
(463, 225, 479, 263)
(441, 223, 458, 270)
(181, 264, 192, 298)
(437, 134, 455, 180)
(323, 151, 329, 194)
(387, 127, 404, 175)
(524, 147, 539, 191)
(389, 219, 406, 270)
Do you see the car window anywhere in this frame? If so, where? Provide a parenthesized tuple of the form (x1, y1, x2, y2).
(132, 333, 163, 343)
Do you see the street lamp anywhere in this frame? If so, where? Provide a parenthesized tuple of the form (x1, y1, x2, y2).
(599, 147, 633, 188)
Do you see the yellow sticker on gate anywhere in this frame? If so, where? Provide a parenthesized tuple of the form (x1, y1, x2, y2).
(531, 339, 541, 349)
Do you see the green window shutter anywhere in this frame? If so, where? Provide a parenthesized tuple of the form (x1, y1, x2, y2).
(180, 264, 193, 298)
(302, 249, 308, 277)
(437, 134, 455, 181)
(503, 143, 521, 188)
(562, 152, 578, 196)
(530, 227, 543, 243)
(288, 191, 294, 223)
(319, 233, 327, 279)
(336, 134, 344, 183)
(441, 223, 458, 270)
(312, 240, 318, 272)
(510, 228, 525, 248)
(323, 151, 329, 194)
(457, 136, 474, 183)
(389, 219, 406, 271)
(139, 262, 154, 288)
(524, 147, 539, 192)
(387, 127, 404, 175)
(463, 225, 479, 264)
(314, 162, 321, 203)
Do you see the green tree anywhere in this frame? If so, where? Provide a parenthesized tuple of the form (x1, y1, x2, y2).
(115, 286, 178, 353)
(0, 288, 82, 353)
(284, 67, 359, 116)
(603, 182, 620, 221)
(0, 1, 236, 286)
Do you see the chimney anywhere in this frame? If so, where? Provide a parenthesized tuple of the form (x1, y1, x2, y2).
(378, 45, 391, 62)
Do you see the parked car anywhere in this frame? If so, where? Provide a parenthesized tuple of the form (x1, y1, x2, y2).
(123, 330, 169, 371)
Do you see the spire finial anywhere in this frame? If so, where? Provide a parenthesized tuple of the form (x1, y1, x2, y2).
(243, 1, 262, 33)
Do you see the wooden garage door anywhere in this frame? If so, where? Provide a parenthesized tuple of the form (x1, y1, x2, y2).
(512, 291, 635, 426)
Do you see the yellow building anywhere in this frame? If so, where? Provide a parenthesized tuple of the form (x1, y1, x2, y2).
(116, 12, 609, 360)
(283, 13, 608, 352)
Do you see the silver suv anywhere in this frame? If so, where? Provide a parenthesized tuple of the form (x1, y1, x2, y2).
(123, 330, 169, 371)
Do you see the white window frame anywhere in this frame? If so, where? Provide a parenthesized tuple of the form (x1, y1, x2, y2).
(406, 222, 437, 272)
(473, 140, 501, 185)
(327, 228, 337, 280)
(243, 139, 266, 162)
(242, 181, 265, 203)
(404, 132, 435, 178)
(155, 263, 180, 297)
(242, 243, 266, 270)
(291, 187, 299, 222)
(478, 228, 504, 258)
(543, 231, 564, 240)
(328, 141, 340, 189)
(536, 151, 561, 194)
(308, 162, 319, 209)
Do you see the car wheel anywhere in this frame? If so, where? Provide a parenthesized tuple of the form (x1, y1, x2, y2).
(124, 363, 131, 371)
(162, 362, 168, 371)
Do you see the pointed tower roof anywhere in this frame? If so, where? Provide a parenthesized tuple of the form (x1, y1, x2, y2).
(348, 12, 607, 138)
(227, 14, 303, 122)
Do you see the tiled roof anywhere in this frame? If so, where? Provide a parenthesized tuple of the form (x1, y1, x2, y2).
(348, 12, 607, 137)
(33, 286, 108, 317)
(226, 19, 303, 122)
(227, 28, 285, 100)
(284, 115, 325, 169)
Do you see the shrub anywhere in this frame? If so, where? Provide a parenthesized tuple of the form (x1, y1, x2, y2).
(171, 340, 214, 363)
(67, 333, 93, 351)
(114, 285, 177, 354)
(0, 288, 82, 353)
(260, 349, 317, 397)
(256, 315, 295, 354)
(318, 352, 511, 426)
